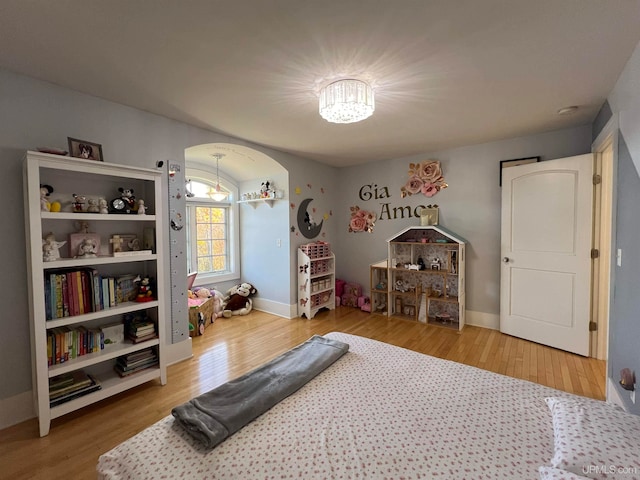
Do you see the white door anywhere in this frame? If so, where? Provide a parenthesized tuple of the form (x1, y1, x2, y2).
(500, 154, 593, 356)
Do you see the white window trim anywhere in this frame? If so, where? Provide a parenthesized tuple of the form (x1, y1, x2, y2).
(185, 166, 240, 286)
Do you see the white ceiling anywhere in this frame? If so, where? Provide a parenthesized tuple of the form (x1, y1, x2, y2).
(1, 1, 640, 170)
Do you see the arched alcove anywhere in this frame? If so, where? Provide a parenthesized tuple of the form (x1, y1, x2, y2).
(185, 143, 292, 317)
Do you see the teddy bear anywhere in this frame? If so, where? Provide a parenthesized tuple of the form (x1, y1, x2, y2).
(222, 282, 257, 317)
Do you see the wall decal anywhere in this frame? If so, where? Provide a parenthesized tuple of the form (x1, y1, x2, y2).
(297, 198, 323, 239)
(348, 205, 376, 233)
(400, 160, 448, 198)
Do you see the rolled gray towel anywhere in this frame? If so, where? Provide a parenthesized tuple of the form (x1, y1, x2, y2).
(171, 334, 349, 449)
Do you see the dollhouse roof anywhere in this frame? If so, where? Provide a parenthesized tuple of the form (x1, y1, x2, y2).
(386, 225, 467, 245)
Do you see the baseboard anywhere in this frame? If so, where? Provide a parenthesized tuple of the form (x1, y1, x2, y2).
(165, 337, 193, 366)
(0, 390, 35, 430)
(253, 298, 295, 319)
(466, 310, 499, 330)
(607, 377, 628, 411)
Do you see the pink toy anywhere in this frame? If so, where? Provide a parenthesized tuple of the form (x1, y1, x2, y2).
(344, 282, 363, 297)
(341, 293, 358, 308)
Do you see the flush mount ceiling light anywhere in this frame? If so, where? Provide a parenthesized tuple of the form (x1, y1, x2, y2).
(210, 153, 228, 201)
(319, 79, 375, 124)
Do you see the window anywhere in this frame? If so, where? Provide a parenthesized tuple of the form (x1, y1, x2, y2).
(185, 170, 239, 285)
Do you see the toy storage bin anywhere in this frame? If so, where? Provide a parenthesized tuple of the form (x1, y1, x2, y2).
(188, 297, 215, 337)
(300, 241, 331, 259)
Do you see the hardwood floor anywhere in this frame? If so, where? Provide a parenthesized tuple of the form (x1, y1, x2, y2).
(0, 307, 606, 480)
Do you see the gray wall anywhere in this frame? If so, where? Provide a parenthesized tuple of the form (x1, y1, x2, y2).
(332, 126, 592, 317)
(600, 38, 640, 414)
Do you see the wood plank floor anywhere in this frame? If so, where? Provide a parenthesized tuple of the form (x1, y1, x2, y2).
(0, 308, 606, 480)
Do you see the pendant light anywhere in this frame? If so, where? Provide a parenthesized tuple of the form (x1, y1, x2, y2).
(210, 153, 228, 201)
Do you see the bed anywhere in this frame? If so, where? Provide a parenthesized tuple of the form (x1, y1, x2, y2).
(97, 332, 640, 480)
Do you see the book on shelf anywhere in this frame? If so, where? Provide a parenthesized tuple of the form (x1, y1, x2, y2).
(45, 269, 157, 320)
(114, 347, 158, 377)
(129, 332, 158, 344)
(113, 250, 152, 257)
(116, 274, 139, 304)
(49, 370, 94, 399)
(49, 374, 101, 407)
(47, 325, 104, 365)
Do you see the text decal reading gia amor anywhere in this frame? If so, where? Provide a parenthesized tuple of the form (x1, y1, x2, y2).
(359, 184, 427, 221)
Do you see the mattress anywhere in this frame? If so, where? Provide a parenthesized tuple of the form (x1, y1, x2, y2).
(97, 332, 569, 479)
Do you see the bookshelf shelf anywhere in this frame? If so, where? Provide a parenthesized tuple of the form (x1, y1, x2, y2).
(50, 367, 161, 419)
(24, 150, 167, 436)
(42, 254, 157, 269)
(47, 338, 160, 376)
(45, 301, 159, 328)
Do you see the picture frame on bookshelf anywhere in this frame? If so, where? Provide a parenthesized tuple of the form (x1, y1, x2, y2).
(67, 137, 104, 162)
(117, 234, 139, 252)
(69, 232, 101, 258)
(143, 227, 156, 253)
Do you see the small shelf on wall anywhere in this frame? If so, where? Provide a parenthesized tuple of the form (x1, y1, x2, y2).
(237, 198, 276, 208)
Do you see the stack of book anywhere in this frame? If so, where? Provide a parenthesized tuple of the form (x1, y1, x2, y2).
(49, 370, 101, 407)
(126, 317, 157, 343)
(114, 348, 159, 377)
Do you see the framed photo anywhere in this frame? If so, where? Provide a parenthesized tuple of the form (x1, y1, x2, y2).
(117, 234, 140, 252)
(420, 207, 439, 226)
(499, 156, 540, 186)
(67, 137, 104, 162)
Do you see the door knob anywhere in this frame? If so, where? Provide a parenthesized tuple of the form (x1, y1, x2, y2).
(503, 257, 510, 263)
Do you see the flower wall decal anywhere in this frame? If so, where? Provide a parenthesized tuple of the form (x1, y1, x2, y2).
(348, 206, 376, 233)
(400, 160, 448, 198)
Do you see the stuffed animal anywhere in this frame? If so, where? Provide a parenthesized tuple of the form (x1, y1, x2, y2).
(40, 184, 53, 211)
(211, 289, 225, 320)
(192, 287, 211, 298)
(223, 282, 257, 317)
(72, 193, 86, 213)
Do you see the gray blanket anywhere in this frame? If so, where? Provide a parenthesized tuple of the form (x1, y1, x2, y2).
(171, 334, 349, 449)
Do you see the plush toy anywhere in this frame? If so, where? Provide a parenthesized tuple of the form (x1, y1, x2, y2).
(211, 289, 225, 320)
(223, 282, 257, 317)
(72, 193, 86, 213)
(40, 184, 53, 212)
(192, 287, 211, 298)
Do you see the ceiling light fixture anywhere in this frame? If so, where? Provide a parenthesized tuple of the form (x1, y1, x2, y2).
(319, 79, 375, 124)
(210, 153, 228, 201)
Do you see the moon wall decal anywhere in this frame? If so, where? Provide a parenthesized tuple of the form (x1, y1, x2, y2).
(297, 198, 323, 239)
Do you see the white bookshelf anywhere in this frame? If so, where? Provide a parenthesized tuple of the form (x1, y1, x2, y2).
(23, 151, 167, 436)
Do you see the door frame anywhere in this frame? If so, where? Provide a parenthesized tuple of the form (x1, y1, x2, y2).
(591, 115, 619, 362)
